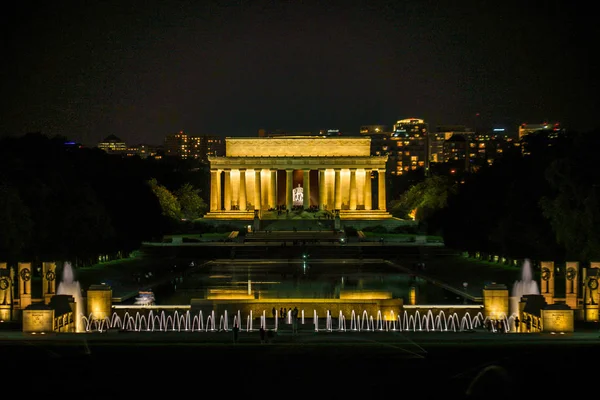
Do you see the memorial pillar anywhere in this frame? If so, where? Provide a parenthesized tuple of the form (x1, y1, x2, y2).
(210, 169, 219, 212)
(303, 169, 310, 209)
(224, 169, 231, 211)
(254, 169, 262, 211)
(349, 168, 357, 211)
(239, 169, 247, 211)
(270, 170, 277, 209)
(334, 168, 342, 210)
(565, 261, 579, 309)
(18, 262, 32, 309)
(377, 169, 386, 211)
(0, 263, 13, 321)
(318, 169, 326, 210)
(364, 169, 372, 211)
(42, 261, 57, 304)
(286, 169, 293, 211)
(540, 261, 555, 305)
(584, 263, 600, 322)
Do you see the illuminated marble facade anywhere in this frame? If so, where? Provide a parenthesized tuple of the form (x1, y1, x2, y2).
(205, 137, 391, 219)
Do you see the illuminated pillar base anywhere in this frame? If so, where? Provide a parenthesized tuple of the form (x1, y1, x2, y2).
(482, 283, 509, 320)
(542, 304, 574, 332)
(22, 304, 54, 334)
(0, 305, 11, 322)
(87, 284, 113, 322)
(585, 307, 599, 322)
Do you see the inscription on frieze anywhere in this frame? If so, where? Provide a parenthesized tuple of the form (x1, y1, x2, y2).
(226, 137, 371, 157)
(32, 313, 44, 325)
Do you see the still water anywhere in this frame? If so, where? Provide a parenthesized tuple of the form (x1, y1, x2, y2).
(152, 259, 464, 305)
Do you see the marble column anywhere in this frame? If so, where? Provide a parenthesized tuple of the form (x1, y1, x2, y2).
(349, 168, 357, 210)
(318, 169, 326, 210)
(224, 169, 231, 211)
(270, 170, 277, 209)
(210, 169, 219, 212)
(239, 169, 247, 211)
(216, 170, 222, 210)
(334, 168, 342, 210)
(378, 169, 386, 211)
(286, 169, 293, 211)
(364, 169, 372, 211)
(254, 169, 261, 210)
(303, 169, 310, 209)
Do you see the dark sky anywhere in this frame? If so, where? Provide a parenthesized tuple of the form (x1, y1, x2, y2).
(1, 0, 598, 146)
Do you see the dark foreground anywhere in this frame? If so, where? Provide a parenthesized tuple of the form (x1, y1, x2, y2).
(1, 329, 596, 399)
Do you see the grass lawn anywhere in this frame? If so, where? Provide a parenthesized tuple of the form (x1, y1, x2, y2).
(361, 231, 444, 242)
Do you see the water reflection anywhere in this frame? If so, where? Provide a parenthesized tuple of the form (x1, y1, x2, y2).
(155, 260, 460, 305)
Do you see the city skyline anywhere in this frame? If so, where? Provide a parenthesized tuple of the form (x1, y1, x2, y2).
(1, 1, 598, 147)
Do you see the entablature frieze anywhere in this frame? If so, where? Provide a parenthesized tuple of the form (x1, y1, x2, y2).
(208, 156, 388, 170)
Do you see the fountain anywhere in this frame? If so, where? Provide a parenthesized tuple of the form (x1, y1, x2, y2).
(84, 308, 486, 333)
(510, 258, 540, 317)
(56, 261, 83, 332)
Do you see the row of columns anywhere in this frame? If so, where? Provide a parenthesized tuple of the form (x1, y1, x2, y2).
(210, 168, 386, 212)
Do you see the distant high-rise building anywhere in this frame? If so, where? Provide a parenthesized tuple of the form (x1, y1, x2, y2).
(443, 134, 470, 174)
(518, 122, 562, 139)
(125, 144, 163, 159)
(359, 125, 390, 157)
(97, 135, 127, 154)
(164, 131, 224, 161)
(518, 122, 565, 156)
(431, 125, 474, 163)
(389, 118, 429, 175)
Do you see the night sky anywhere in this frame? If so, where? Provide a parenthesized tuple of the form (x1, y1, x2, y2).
(1, 0, 597, 146)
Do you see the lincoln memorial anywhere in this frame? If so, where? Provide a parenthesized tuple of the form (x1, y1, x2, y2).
(204, 136, 391, 220)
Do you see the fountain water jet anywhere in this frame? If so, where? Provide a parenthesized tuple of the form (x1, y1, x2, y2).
(56, 261, 83, 332)
(510, 258, 540, 317)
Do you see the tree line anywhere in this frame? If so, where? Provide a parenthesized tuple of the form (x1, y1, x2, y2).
(0, 133, 207, 266)
(390, 129, 600, 264)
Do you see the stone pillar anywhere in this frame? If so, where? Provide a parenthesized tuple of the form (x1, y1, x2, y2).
(334, 168, 342, 210)
(303, 169, 310, 209)
(364, 169, 372, 211)
(216, 169, 222, 210)
(349, 168, 357, 211)
(286, 169, 293, 211)
(239, 169, 247, 211)
(378, 169, 386, 211)
(0, 263, 13, 321)
(318, 169, 326, 210)
(584, 264, 600, 322)
(254, 169, 262, 211)
(224, 169, 231, 211)
(270, 170, 277, 209)
(87, 284, 113, 324)
(483, 283, 509, 320)
(18, 262, 32, 309)
(540, 261, 555, 305)
(565, 261, 579, 309)
(210, 169, 219, 212)
(42, 261, 57, 304)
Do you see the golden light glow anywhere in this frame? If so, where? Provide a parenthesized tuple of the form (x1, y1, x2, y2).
(339, 291, 392, 300)
(409, 286, 417, 305)
(408, 208, 417, 220)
